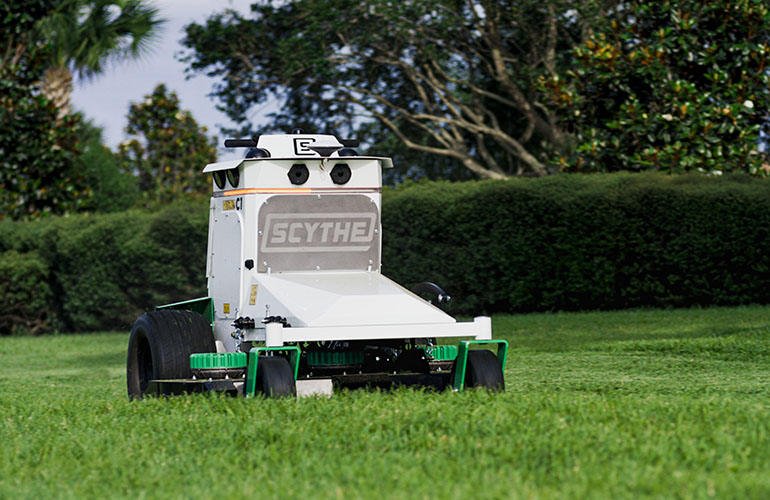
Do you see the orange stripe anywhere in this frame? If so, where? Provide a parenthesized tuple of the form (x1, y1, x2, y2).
(223, 188, 311, 196)
(312, 187, 381, 191)
(221, 187, 381, 196)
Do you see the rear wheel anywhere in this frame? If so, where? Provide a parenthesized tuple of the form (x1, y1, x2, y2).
(127, 310, 215, 399)
(452, 350, 504, 391)
(256, 356, 296, 398)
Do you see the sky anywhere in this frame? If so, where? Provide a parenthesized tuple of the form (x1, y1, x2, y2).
(71, 0, 258, 162)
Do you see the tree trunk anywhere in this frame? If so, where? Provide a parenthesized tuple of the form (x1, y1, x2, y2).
(41, 65, 73, 121)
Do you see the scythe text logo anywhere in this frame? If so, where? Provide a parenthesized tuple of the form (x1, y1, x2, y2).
(261, 213, 376, 253)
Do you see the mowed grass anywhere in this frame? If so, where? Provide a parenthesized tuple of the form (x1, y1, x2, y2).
(1, 307, 770, 499)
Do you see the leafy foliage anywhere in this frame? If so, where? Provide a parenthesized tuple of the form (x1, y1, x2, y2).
(181, 0, 609, 179)
(382, 174, 770, 314)
(34, 0, 163, 79)
(0, 200, 210, 332)
(0, 0, 93, 220)
(361, 122, 476, 184)
(117, 84, 218, 205)
(76, 120, 139, 213)
(39, 205, 206, 330)
(543, 0, 770, 174)
(0, 251, 56, 335)
(3, 175, 770, 333)
(33, 0, 165, 117)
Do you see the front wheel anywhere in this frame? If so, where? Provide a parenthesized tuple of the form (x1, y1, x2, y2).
(126, 310, 215, 399)
(452, 349, 504, 391)
(256, 356, 296, 398)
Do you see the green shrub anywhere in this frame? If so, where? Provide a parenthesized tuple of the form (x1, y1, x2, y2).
(0, 200, 210, 334)
(0, 218, 54, 253)
(3, 174, 770, 334)
(36, 200, 209, 331)
(383, 173, 770, 315)
(0, 251, 56, 335)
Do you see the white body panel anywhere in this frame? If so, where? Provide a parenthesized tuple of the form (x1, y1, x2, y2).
(263, 317, 492, 347)
(203, 133, 491, 351)
(255, 272, 452, 327)
(209, 209, 243, 320)
(203, 158, 389, 191)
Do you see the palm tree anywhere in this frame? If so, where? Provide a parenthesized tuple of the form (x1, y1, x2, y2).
(34, 0, 164, 119)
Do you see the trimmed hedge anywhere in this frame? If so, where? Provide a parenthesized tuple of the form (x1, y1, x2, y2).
(0, 200, 209, 332)
(0, 251, 56, 335)
(1, 172, 769, 333)
(382, 173, 770, 314)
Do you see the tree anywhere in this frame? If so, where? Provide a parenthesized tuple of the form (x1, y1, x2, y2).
(1, 0, 93, 220)
(33, 0, 164, 119)
(543, 0, 770, 175)
(76, 120, 138, 212)
(117, 84, 218, 205)
(181, 0, 612, 179)
(360, 121, 476, 183)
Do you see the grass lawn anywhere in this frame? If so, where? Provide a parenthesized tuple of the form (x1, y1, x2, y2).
(1, 306, 769, 499)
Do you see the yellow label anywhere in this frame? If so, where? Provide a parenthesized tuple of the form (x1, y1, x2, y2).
(249, 285, 258, 305)
(223, 303, 230, 314)
(222, 199, 235, 211)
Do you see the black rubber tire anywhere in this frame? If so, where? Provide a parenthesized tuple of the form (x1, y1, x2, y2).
(452, 350, 504, 391)
(256, 356, 297, 398)
(127, 310, 216, 400)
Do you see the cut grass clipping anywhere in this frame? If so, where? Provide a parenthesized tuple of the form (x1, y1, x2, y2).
(1, 306, 769, 499)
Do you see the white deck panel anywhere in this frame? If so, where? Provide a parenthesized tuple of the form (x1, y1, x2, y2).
(256, 271, 454, 327)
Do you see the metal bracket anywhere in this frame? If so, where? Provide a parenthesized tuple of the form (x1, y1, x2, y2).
(412, 282, 451, 310)
(452, 340, 508, 392)
(245, 346, 301, 397)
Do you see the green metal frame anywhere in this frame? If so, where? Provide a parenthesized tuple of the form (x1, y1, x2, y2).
(245, 346, 301, 397)
(452, 340, 508, 392)
(307, 350, 364, 366)
(419, 344, 458, 361)
(156, 297, 214, 326)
